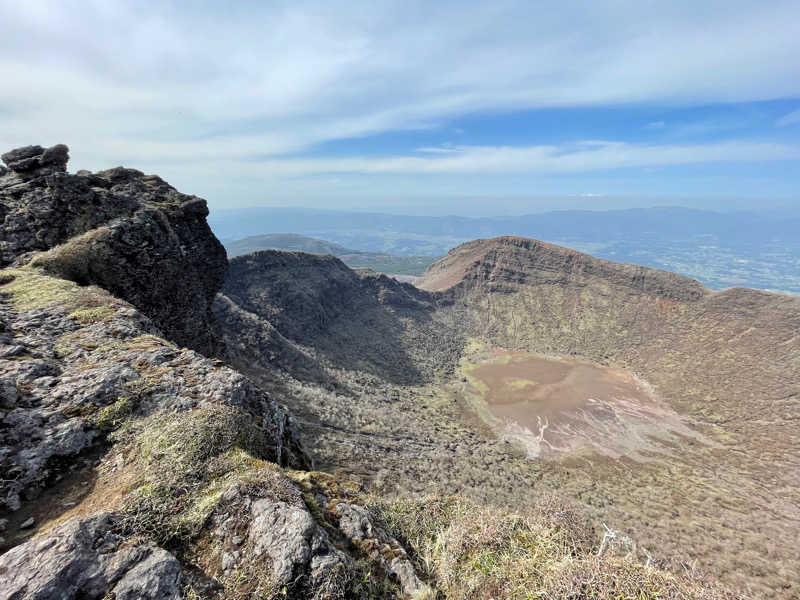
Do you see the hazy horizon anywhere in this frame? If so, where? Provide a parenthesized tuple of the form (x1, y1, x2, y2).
(207, 199, 800, 219)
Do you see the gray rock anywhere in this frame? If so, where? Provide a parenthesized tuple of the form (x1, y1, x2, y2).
(221, 550, 239, 571)
(334, 502, 428, 597)
(39, 144, 69, 171)
(110, 548, 182, 600)
(1, 145, 46, 172)
(249, 498, 318, 584)
(336, 503, 374, 541)
(0, 143, 226, 354)
(19, 517, 35, 529)
(389, 557, 428, 596)
(0, 377, 17, 409)
(248, 498, 349, 592)
(0, 514, 181, 600)
(0, 275, 305, 514)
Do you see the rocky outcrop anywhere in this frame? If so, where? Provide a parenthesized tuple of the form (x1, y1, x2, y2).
(0, 513, 182, 600)
(0, 268, 304, 535)
(0, 145, 431, 600)
(222, 251, 432, 345)
(0, 144, 226, 354)
(208, 482, 351, 599)
(0, 145, 69, 176)
(335, 502, 427, 596)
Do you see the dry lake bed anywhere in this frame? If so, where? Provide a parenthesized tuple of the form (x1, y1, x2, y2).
(461, 348, 706, 459)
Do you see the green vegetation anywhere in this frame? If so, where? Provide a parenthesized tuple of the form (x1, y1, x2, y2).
(68, 305, 117, 324)
(505, 377, 537, 391)
(0, 267, 118, 321)
(94, 395, 138, 431)
(1, 268, 85, 310)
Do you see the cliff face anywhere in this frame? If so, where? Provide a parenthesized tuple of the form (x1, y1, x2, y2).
(0, 145, 227, 355)
(217, 250, 446, 386)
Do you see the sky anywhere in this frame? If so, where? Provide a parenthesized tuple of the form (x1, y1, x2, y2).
(1, 0, 799, 216)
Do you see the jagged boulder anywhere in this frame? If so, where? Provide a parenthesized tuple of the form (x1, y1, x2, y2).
(0, 513, 182, 600)
(0, 144, 69, 175)
(335, 502, 427, 596)
(0, 144, 226, 354)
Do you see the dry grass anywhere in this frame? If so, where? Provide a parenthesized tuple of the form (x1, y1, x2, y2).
(367, 494, 737, 600)
(114, 405, 291, 547)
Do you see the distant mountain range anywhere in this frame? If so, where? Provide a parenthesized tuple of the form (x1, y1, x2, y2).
(224, 233, 437, 276)
(210, 206, 800, 293)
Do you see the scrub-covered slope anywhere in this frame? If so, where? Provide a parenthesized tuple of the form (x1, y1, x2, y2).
(421, 236, 800, 596)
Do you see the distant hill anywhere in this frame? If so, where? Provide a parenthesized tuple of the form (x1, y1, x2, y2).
(225, 233, 353, 257)
(209, 207, 800, 293)
(224, 233, 438, 277)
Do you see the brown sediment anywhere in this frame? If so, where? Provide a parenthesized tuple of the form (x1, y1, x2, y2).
(466, 350, 708, 459)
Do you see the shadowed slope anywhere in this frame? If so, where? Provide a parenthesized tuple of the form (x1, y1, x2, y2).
(219, 250, 444, 386)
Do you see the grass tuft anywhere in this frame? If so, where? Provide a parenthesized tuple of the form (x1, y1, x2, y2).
(114, 406, 287, 547)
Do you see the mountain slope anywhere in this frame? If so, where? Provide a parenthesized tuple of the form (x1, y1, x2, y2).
(420, 236, 800, 595)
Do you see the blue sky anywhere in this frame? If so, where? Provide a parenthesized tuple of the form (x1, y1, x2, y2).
(1, 1, 799, 215)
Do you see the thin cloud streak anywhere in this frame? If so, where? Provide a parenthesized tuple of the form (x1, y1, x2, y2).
(776, 109, 800, 127)
(245, 141, 800, 177)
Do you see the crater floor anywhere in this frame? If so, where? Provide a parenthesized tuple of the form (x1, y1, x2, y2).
(461, 348, 709, 459)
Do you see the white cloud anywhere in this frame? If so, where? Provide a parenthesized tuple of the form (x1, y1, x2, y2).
(1, 0, 799, 172)
(158, 140, 800, 178)
(1, 0, 800, 212)
(776, 109, 800, 126)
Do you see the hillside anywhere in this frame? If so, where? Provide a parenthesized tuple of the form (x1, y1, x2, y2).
(2, 145, 795, 599)
(224, 233, 437, 277)
(419, 237, 800, 595)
